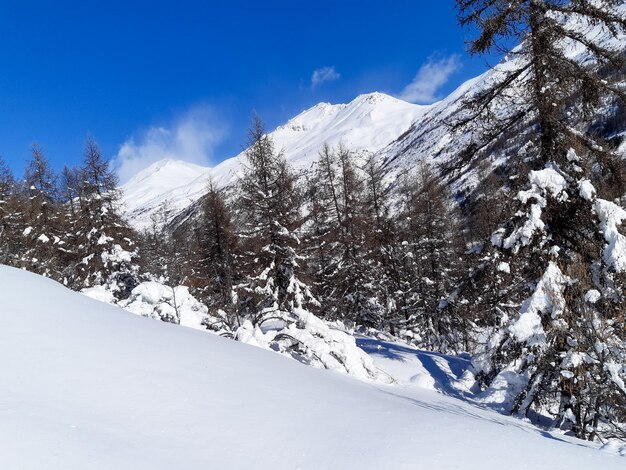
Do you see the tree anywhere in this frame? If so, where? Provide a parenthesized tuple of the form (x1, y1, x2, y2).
(194, 179, 239, 332)
(305, 143, 385, 328)
(395, 163, 466, 352)
(234, 117, 315, 326)
(21, 144, 62, 277)
(0, 157, 20, 265)
(449, 0, 626, 439)
(71, 137, 139, 298)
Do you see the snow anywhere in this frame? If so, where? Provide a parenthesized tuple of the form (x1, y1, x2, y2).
(121, 93, 427, 230)
(82, 284, 117, 303)
(594, 198, 626, 272)
(120, 281, 211, 330)
(579, 178, 596, 201)
(585, 289, 601, 304)
(495, 166, 570, 253)
(527, 167, 568, 199)
(120, 159, 212, 231)
(497, 261, 511, 273)
(2, 265, 623, 468)
(509, 262, 570, 346)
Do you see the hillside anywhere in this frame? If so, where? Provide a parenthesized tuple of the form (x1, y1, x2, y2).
(1, 265, 624, 469)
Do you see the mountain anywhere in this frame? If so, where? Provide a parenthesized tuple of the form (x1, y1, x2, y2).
(381, 14, 626, 194)
(120, 92, 428, 230)
(2, 264, 623, 469)
(121, 159, 211, 231)
(121, 12, 626, 232)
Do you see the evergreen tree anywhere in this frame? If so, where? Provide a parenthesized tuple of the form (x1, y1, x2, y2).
(234, 117, 315, 326)
(449, 0, 626, 439)
(72, 137, 139, 298)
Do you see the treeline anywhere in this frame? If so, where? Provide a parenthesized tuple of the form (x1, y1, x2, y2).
(143, 119, 469, 350)
(0, 138, 138, 297)
(0, 123, 470, 349)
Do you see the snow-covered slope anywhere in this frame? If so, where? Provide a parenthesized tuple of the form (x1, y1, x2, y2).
(121, 92, 427, 230)
(1, 264, 624, 469)
(120, 159, 211, 230)
(381, 12, 626, 192)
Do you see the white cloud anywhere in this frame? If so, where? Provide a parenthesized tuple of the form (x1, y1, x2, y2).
(311, 66, 340, 88)
(114, 105, 227, 183)
(398, 55, 462, 104)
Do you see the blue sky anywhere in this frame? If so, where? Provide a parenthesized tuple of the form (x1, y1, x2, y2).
(0, 0, 494, 180)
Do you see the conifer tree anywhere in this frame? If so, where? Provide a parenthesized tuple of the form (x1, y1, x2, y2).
(306, 143, 382, 327)
(72, 137, 139, 298)
(396, 163, 466, 351)
(449, 0, 626, 439)
(21, 144, 62, 277)
(234, 117, 315, 326)
(0, 157, 19, 265)
(194, 179, 239, 332)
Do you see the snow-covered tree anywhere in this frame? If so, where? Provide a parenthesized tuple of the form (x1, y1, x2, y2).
(234, 117, 316, 326)
(449, 0, 626, 439)
(71, 137, 139, 299)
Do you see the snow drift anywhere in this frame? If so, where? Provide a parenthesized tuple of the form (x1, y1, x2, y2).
(1, 265, 623, 469)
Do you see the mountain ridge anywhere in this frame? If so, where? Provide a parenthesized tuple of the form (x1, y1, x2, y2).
(121, 91, 428, 230)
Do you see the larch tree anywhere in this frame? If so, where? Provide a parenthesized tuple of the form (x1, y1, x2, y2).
(22, 144, 62, 277)
(196, 179, 239, 333)
(396, 163, 466, 352)
(448, 0, 626, 439)
(0, 157, 20, 265)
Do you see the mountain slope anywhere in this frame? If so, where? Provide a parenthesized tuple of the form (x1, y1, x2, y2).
(121, 15, 626, 231)
(120, 159, 211, 229)
(1, 264, 623, 469)
(121, 92, 427, 230)
(381, 12, 626, 193)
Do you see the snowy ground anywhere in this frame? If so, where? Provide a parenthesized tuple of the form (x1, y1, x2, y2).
(1, 265, 624, 469)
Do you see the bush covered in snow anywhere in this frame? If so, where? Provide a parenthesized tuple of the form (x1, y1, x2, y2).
(236, 308, 389, 382)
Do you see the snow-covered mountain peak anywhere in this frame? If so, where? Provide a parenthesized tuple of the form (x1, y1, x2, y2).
(124, 159, 209, 187)
(352, 91, 401, 105)
(122, 92, 427, 230)
(121, 159, 211, 229)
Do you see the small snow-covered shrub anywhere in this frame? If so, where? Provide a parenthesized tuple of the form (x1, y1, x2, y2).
(236, 308, 391, 383)
(84, 280, 231, 335)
